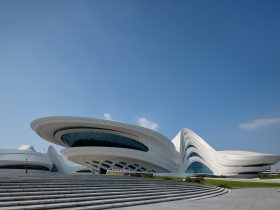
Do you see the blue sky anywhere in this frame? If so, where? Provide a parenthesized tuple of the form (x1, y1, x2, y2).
(0, 0, 280, 168)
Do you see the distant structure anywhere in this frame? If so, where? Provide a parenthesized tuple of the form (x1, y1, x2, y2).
(31, 116, 280, 177)
(0, 145, 89, 174)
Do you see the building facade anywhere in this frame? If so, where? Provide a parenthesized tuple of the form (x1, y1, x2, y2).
(31, 116, 280, 177)
(0, 145, 52, 174)
(0, 144, 89, 174)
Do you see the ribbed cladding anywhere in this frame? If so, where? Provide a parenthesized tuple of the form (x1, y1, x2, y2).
(175, 128, 217, 175)
(177, 128, 280, 177)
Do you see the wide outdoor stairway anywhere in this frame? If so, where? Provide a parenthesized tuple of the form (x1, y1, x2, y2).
(0, 173, 229, 210)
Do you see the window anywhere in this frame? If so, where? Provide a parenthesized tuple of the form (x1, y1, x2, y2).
(127, 165, 136, 169)
(183, 145, 198, 160)
(76, 170, 91, 173)
(61, 132, 149, 152)
(92, 164, 98, 168)
(51, 164, 58, 172)
(187, 152, 203, 160)
(0, 165, 50, 171)
(101, 163, 110, 168)
(114, 163, 123, 168)
(242, 164, 270, 167)
(185, 144, 197, 150)
(238, 171, 259, 174)
(186, 162, 213, 174)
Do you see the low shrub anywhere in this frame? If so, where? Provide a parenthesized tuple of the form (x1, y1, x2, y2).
(193, 177, 204, 183)
(185, 177, 193, 182)
(259, 173, 280, 179)
(161, 176, 173, 180)
(142, 173, 154, 178)
(184, 176, 204, 183)
(218, 184, 232, 189)
(129, 173, 154, 178)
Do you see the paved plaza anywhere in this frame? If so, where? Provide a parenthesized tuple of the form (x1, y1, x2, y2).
(115, 188, 280, 210)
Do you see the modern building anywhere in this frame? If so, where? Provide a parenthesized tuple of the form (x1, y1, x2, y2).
(0, 145, 52, 174)
(0, 144, 89, 174)
(31, 116, 280, 177)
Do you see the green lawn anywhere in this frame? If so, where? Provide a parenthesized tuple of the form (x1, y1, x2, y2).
(259, 174, 280, 179)
(120, 174, 280, 189)
(152, 176, 280, 189)
(204, 179, 280, 189)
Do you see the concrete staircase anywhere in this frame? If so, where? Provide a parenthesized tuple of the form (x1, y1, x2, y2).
(0, 174, 229, 209)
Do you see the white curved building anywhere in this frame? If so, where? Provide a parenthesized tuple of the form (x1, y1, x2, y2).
(172, 128, 280, 177)
(0, 145, 52, 174)
(31, 116, 280, 177)
(0, 144, 90, 174)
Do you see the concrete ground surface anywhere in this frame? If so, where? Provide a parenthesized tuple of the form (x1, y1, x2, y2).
(114, 188, 280, 210)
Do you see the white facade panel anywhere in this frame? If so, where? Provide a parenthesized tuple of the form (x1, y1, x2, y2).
(31, 116, 280, 177)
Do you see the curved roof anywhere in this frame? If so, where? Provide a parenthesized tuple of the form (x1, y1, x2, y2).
(219, 150, 278, 157)
(18, 145, 36, 152)
(31, 116, 173, 148)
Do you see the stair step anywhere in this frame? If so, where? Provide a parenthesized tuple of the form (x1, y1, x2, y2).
(73, 189, 229, 210)
(0, 187, 215, 199)
(0, 187, 221, 207)
(0, 184, 211, 194)
(0, 187, 214, 201)
(3, 188, 227, 210)
(0, 174, 229, 209)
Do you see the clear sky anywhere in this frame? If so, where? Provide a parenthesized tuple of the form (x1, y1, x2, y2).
(0, 1, 280, 168)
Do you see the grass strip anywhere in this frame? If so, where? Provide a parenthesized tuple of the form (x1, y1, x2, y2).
(203, 179, 280, 189)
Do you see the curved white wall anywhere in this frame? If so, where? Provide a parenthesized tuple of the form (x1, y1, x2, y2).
(172, 128, 280, 177)
(31, 116, 178, 173)
(0, 148, 52, 173)
(31, 116, 280, 177)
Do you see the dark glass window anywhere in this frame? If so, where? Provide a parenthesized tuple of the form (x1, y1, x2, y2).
(92, 164, 98, 168)
(0, 165, 50, 171)
(186, 144, 196, 150)
(51, 164, 58, 172)
(186, 162, 213, 174)
(242, 164, 270, 167)
(238, 171, 259, 174)
(101, 163, 110, 168)
(61, 132, 149, 152)
(76, 170, 92, 173)
(128, 165, 136, 169)
(187, 152, 203, 160)
(114, 163, 123, 168)
(99, 168, 107, 174)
